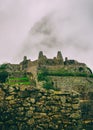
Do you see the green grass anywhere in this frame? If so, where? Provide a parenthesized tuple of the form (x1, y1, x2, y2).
(7, 77, 31, 85)
(47, 71, 93, 78)
(37, 68, 93, 81)
(9, 77, 29, 82)
(8, 82, 31, 85)
(6, 76, 36, 86)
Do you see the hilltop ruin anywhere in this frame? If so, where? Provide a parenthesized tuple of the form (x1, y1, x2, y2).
(1, 51, 92, 75)
(0, 51, 93, 129)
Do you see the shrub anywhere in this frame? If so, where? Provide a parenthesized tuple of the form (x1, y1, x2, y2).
(0, 71, 8, 83)
(43, 81, 54, 90)
(90, 74, 93, 78)
(37, 67, 48, 81)
(0, 64, 7, 70)
(43, 77, 56, 90)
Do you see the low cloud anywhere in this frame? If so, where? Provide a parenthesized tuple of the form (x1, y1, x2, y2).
(0, 0, 93, 70)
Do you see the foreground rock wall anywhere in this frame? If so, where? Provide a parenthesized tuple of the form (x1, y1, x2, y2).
(0, 85, 81, 130)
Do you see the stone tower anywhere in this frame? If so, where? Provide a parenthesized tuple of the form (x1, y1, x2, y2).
(23, 56, 27, 61)
(38, 51, 47, 67)
(20, 56, 29, 71)
(57, 51, 64, 64)
(38, 51, 43, 59)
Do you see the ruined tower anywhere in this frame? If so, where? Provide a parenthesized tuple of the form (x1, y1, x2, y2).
(20, 56, 30, 71)
(38, 51, 47, 67)
(57, 51, 64, 64)
(38, 51, 44, 59)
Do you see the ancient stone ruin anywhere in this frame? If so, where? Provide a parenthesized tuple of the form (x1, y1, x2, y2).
(0, 51, 93, 130)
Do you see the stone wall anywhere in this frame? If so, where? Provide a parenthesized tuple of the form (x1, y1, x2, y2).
(0, 85, 81, 130)
(49, 76, 93, 94)
(38, 51, 64, 67)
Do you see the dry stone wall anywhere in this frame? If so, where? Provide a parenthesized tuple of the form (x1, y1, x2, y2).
(0, 84, 81, 130)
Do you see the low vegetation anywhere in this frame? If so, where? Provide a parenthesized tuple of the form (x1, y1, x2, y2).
(7, 76, 31, 85)
(0, 63, 7, 70)
(37, 67, 93, 81)
(0, 71, 9, 83)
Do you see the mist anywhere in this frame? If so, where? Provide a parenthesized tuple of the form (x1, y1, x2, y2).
(0, 0, 93, 70)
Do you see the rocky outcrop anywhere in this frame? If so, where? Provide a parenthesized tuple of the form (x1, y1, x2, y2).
(0, 85, 81, 130)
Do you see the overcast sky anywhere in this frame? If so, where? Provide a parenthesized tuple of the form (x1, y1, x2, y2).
(0, 0, 93, 70)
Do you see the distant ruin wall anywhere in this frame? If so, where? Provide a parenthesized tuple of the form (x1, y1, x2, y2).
(0, 85, 81, 130)
(38, 51, 64, 67)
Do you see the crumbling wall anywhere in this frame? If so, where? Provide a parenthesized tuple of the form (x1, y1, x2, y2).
(0, 85, 81, 130)
(38, 51, 64, 67)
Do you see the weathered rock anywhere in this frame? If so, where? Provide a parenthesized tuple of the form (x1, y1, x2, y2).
(0, 85, 81, 130)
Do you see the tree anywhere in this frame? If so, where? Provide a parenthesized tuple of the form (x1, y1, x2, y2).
(0, 64, 7, 70)
(0, 71, 8, 83)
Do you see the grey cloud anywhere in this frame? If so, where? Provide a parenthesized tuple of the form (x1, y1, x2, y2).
(20, 0, 93, 70)
(0, 0, 93, 70)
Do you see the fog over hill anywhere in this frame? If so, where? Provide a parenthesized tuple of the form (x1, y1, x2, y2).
(0, 0, 93, 70)
(20, 10, 93, 70)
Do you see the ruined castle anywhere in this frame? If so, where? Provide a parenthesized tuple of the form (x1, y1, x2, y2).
(19, 51, 92, 74)
(0, 51, 93, 130)
(2, 51, 92, 82)
(20, 51, 88, 67)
